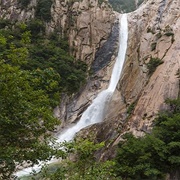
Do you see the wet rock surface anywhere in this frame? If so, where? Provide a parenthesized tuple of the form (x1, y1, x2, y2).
(91, 19, 119, 72)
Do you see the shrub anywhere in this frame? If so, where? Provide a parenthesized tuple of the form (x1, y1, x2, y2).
(115, 98, 180, 180)
(27, 19, 45, 40)
(109, 0, 137, 13)
(0, 19, 11, 29)
(0, 19, 87, 95)
(18, 0, 31, 8)
(164, 32, 174, 36)
(151, 42, 157, 51)
(35, 0, 53, 22)
(147, 57, 163, 75)
(127, 102, 136, 115)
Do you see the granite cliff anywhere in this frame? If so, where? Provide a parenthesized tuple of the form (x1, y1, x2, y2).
(56, 0, 180, 142)
(1, 0, 179, 151)
(0, 0, 179, 178)
(0, 0, 115, 65)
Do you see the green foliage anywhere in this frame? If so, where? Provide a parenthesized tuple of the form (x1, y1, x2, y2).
(164, 31, 175, 43)
(7, 44, 29, 65)
(109, 0, 144, 13)
(35, 139, 116, 180)
(0, 19, 11, 29)
(0, 34, 7, 51)
(115, 98, 180, 180)
(164, 31, 174, 36)
(147, 57, 163, 75)
(155, 32, 162, 40)
(0, 19, 87, 178)
(0, 61, 60, 179)
(22, 39, 87, 94)
(35, 0, 53, 22)
(29, 68, 61, 107)
(27, 19, 45, 39)
(0, 20, 87, 95)
(127, 102, 136, 115)
(151, 42, 157, 51)
(115, 133, 167, 180)
(18, 0, 31, 8)
(176, 69, 180, 79)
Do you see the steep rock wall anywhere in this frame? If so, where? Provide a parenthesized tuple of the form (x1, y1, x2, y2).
(0, 0, 115, 65)
(50, 0, 115, 65)
(99, 0, 180, 141)
(60, 0, 180, 150)
(0, 0, 36, 20)
(120, 0, 180, 136)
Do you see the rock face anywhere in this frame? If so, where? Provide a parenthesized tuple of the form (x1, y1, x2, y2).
(0, 0, 116, 65)
(57, 2, 180, 171)
(0, 0, 179, 177)
(121, 0, 180, 136)
(0, 0, 36, 20)
(50, 0, 116, 65)
(60, 0, 179, 140)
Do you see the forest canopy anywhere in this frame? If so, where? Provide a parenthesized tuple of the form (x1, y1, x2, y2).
(0, 18, 87, 179)
(108, 0, 144, 13)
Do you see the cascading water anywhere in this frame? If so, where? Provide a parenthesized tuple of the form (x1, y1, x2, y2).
(15, 14, 128, 178)
(57, 13, 128, 143)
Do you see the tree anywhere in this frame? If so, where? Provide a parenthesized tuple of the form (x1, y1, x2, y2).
(115, 98, 180, 180)
(0, 56, 59, 179)
(114, 133, 166, 180)
(109, 0, 137, 13)
(0, 18, 87, 179)
(37, 139, 115, 180)
(35, 0, 53, 22)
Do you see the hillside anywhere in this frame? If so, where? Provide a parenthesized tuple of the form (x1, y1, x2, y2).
(108, 0, 144, 13)
(0, 0, 179, 179)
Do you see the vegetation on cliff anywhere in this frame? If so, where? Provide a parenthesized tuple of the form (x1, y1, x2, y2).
(21, 97, 180, 180)
(0, 17, 87, 179)
(108, 0, 144, 13)
(18, 0, 52, 22)
(0, 19, 87, 95)
(147, 57, 163, 75)
(115, 98, 180, 179)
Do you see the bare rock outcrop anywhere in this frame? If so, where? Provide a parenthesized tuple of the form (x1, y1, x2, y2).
(121, 0, 180, 136)
(60, 0, 180, 147)
(0, 0, 116, 65)
(50, 0, 116, 64)
(0, 0, 36, 20)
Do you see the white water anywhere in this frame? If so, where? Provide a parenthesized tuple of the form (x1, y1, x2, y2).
(14, 14, 128, 178)
(57, 13, 128, 142)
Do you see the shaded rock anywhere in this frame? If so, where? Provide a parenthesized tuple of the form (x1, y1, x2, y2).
(91, 18, 119, 72)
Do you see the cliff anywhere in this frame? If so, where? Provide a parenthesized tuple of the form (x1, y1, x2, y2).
(58, 0, 179, 142)
(50, 0, 116, 65)
(117, 0, 180, 137)
(1, 0, 180, 178)
(0, 0, 116, 65)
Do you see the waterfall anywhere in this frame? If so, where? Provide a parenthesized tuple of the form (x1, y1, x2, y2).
(57, 13, 128, 142)
(14, 14, 128, 178)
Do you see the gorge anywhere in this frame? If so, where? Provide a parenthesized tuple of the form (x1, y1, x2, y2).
(56, 14, 128, 143)
(15, 13, 128, 179)
(0, 0, 179, 179)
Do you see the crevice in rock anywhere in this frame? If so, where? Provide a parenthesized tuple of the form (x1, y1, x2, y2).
(91, 19, 119, 73)
(161, 38, 173, 60)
